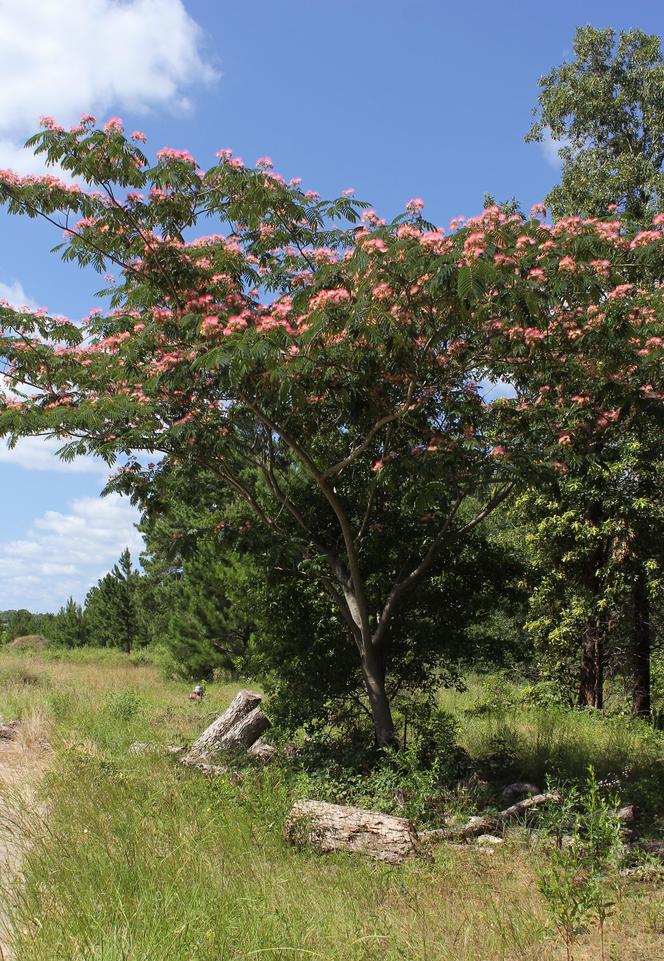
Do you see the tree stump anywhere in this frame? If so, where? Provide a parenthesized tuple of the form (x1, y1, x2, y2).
(285, 800, 421, 864)
(219, 706, 270, 751)
(183, 689, 268, 763)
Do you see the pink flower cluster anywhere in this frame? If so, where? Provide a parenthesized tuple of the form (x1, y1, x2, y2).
(156, 147, 197, 166)
(405, 197, 424, 215)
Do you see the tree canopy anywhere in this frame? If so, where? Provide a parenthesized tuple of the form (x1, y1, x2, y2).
(527, 25, 664, 225)
(0, 117, 662, 742)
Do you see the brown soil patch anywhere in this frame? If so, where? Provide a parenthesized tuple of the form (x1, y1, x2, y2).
(0, 712, 51, 960)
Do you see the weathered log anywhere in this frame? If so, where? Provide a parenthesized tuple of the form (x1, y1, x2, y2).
(185, 689, 262, 759)
(616, 804, 636, 839)
(285, 800, 421, 864)
(422, 792, 562, 845)
(247, 738, 278, 762)
(128, 742, 184, 756)
(617, 804, 636, 826)
(220, 706, 270, 751)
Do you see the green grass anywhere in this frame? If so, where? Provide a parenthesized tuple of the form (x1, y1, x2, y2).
(1, 649, 662, 961)
(438, 676, 664, 822)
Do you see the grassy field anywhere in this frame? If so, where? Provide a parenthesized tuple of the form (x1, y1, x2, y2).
(0, 649, 662, 961)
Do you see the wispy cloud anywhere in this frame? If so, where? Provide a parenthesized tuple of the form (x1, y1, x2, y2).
(0, 278, 40, 311)
(540, 130, 571, 169)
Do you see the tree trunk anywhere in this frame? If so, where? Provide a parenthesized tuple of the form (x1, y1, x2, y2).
(632, 565, 651, 718)
(578, 503, 605, 710)
(362, 647, 395, 747)
(285, 800, 420, 863)
(579, 617, 604, 709)
(219, 706, 270, 751)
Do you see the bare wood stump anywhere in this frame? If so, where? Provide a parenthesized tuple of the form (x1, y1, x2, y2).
(616, 804, 636, 839)
(185, 689, 263, 761)
(220, 706, 270, 751)
(285, 800, 421, 864)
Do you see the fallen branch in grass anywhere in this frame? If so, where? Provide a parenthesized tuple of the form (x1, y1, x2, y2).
(128, 742, 184, 756)
(421, 791, 563, 843)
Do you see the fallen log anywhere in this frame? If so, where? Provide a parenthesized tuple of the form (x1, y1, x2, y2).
(456, 792, 562, 838)
(285, 800, 421, 864)
(422, 791, 562, 844)
(184, 689, 264, 761)
(128, 742, 184, 756)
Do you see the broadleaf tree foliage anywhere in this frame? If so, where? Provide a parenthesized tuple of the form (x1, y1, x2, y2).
(527, 25, 664, 225)
(526, 25, 664, 715)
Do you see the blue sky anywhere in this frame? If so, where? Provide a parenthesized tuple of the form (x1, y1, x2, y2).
(0, 0, 661, 611)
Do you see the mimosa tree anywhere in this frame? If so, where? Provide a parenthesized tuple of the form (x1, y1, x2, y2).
(1, 117, 662, 742)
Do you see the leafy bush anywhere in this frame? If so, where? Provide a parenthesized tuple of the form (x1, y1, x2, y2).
(288, 705, 469, 825)
(538, 767, 625, 961)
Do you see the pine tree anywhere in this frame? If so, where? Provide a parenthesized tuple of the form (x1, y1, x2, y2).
(85, 550, 140, 653)
(51, 598, 87, 648)
(164, 541, 256, 680)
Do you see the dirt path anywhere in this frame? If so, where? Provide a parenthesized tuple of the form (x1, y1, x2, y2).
(0, 714, 50, 961)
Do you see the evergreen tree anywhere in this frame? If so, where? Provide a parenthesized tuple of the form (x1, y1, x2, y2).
(3, 609, 41, 641)
(51, 598, 87, 648)
(164, 542, 257, 680)
(85, 550, 140, 652)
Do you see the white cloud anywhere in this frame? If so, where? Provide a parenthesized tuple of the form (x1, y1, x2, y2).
(0, 278, 39, 310)
(0, 137, 62, 178)
(0, 493, 144, 611)
(0, 0, 218, 172)
(0, 436, 108, 475)
(540, 130, 571, 169)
